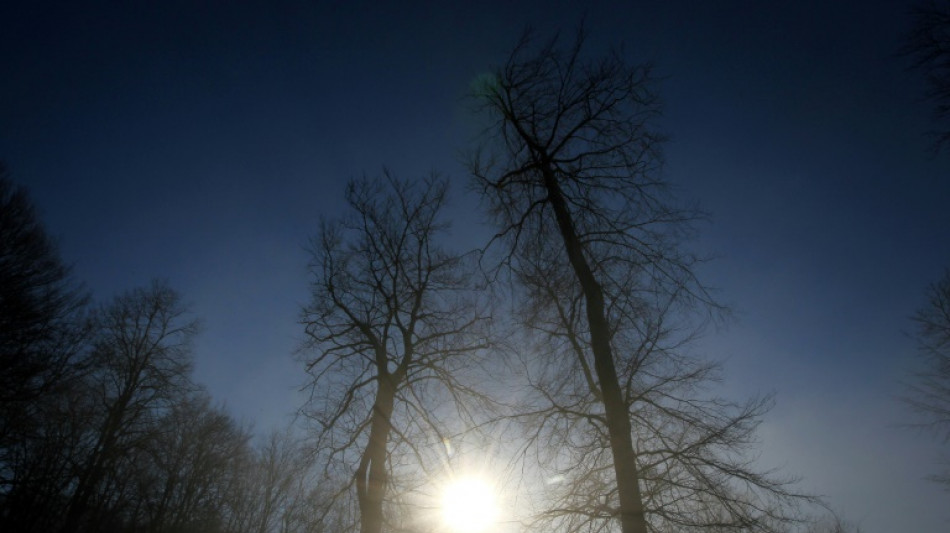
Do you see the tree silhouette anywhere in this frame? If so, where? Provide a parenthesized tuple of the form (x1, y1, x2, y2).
(0, 169, 340, 532)
(61, 281, 199, 533)
(0, 165, 89, 464)
(507, 248, 811, 532)
(131, 392, 249, 533)
(299, 173, 489, 533)
(905, 1, 950, 150)
(0, 168, 91, 532)
(905, 268, 950, 488)
(471, 30, 812, 533)
(222, 428, 326, 533)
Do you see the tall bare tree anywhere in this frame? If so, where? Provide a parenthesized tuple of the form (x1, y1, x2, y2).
(471, 31, 811, 533)
(299, 173, 489, 533)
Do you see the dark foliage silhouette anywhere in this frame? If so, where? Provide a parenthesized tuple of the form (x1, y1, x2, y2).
(0, 171, 330, 533)
(0, 167, 90, 532)
(0, 165, 89, 474)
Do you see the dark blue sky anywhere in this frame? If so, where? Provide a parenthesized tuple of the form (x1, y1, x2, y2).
(3, 1, 949, 531)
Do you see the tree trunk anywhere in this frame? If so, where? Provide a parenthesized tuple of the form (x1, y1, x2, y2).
(542, 168, 650, 533)
(355, 374, 397, 533)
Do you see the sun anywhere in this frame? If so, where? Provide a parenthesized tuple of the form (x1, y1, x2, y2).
(440, 477, 500, 533)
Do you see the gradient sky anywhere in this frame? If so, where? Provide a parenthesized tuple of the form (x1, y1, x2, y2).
(3, 1, 949, 531)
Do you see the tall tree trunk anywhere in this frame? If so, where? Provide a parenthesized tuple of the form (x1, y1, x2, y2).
(355, 375, 397, 533)
(542, 168, 650, 533)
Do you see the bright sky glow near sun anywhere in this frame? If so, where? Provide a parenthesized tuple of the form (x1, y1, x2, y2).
(440, 477, 500, 533)
(2, 1, 950, 531)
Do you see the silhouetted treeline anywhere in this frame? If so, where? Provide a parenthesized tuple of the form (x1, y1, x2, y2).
(0, 169, 328, 533)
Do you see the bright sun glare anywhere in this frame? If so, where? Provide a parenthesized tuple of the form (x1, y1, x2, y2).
(440, 477, 499, 533)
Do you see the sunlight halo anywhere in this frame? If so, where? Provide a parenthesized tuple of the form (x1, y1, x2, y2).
(440, 476, 500, 533)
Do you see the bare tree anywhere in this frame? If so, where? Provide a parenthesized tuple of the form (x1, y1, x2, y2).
(905, 268, 950, 488)
(299, 173, 489, 533)
(471, 31, 812, 533)
(126, 391, 250, 533)
(221, 428, 318, 533)
(247, 430, 308, 533)
(0, 172, 337, 532)
(61, 281, 199, 533)
(506, 236, 810, 533)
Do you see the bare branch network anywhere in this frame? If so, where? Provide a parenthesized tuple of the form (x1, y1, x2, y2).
(471, 29, 816, 533)
(299, 172, 495, 533)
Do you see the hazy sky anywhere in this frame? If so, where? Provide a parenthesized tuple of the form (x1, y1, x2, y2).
(2, 1, 949, 531)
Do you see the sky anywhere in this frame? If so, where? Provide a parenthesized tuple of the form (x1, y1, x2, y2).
(2, 1, 949, 531)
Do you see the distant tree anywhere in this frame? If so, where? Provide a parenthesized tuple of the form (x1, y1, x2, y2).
(60, 281, 199, 533)
(471, 30, 813, 533)
(128, 392, 249, 533)
(222, 428, 317, 533)
(299, 173, 489, 533)
(904, 1, 950, 150)
(905, 268, 950, 488)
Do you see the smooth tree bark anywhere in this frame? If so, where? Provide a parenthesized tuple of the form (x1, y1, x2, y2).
(300, 173, 487, 533)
